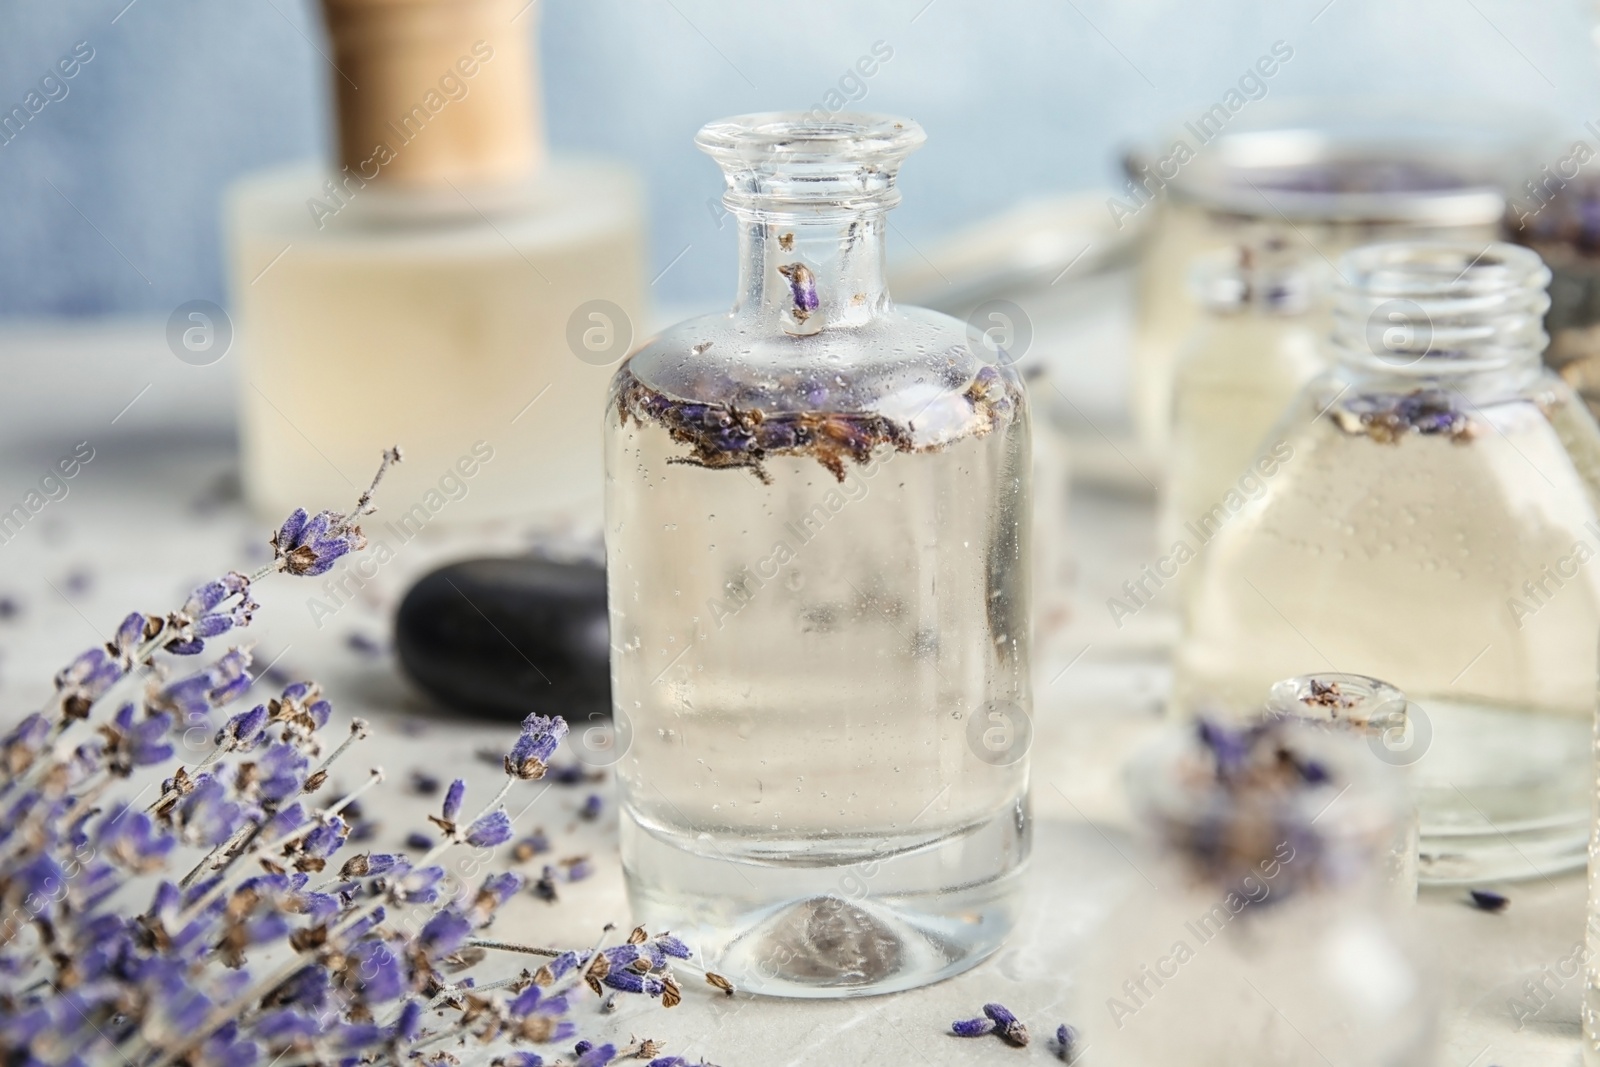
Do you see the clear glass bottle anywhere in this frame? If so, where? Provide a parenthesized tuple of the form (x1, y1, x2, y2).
(1263, 672, 1420, 899)
(604, 113, 1033, 998)
(1072, 717, 1432, 1066)
(227, 0, 644, 527)
(1161, 238, 1323, 570)
(1176, 241, 1600, 884)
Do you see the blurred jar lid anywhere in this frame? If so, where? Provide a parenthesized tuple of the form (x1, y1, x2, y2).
(1123, 97, 1552, 226)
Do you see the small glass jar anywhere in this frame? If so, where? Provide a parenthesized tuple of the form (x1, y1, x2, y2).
(1176, 241, 1600, 884)
(1128, 100, 1523, 459)
(1072, 718, 1432, 1066)
(604, 113, 1032, 998)
(1160, 238, 1323, 570)
(1263, 672, 1420, 899)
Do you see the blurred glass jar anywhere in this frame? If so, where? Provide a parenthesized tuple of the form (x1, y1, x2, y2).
(1072, 718, 1431, 1066)
(1128, 100, 1524, 460)
(1176, 241, 1600, 884)
(1160, 237, 1323, 582)
(1509, 175, 1600, 422)
(1264, 672, 1420, 899)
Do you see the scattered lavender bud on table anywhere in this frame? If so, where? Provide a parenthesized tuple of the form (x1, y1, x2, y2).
(984, 1002, 1029, 1047)
(1468, 889, 1510, 913)
(1054, 1023, 1079, 1061)
(410, 769, 442, 795)
(951, 1017, 995, 1037)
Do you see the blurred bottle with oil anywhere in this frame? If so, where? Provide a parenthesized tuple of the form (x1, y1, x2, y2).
(226, 0, 645, 528)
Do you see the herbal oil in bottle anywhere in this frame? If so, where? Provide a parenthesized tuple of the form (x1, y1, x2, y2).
(604, 113, 1032, 997)
(1162, 238, 1323, 587)
(1177, 241, 1600, 884)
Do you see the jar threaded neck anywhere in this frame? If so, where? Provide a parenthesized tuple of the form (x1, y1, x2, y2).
(1330, 241, 1550, 374)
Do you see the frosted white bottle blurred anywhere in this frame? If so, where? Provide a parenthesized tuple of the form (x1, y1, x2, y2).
(226, 0, 645, 527)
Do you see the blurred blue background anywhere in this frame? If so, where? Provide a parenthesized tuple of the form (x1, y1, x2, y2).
(2, 0, 1598, 318)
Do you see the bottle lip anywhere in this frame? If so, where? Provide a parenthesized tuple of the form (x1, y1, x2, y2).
(695, 112, 926, 164)
(1263, 673, 1409, 738)
(697, 112, 926, 215)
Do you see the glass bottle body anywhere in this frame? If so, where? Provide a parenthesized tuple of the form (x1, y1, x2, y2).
(604, 114, 1032, 997)
(1176, 242, 1600, 883)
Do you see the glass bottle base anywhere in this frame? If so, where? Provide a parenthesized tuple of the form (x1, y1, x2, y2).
(619, 804, 1028, 999)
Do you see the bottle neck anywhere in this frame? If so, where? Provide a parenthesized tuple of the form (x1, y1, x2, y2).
(1328, 241, 1549, 384)
(733, 208, 890, 332)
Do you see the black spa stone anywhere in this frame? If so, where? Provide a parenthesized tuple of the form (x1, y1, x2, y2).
(395, 557, 610, 722)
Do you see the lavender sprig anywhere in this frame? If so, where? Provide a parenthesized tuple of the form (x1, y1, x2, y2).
(0, 448, 692, 1067)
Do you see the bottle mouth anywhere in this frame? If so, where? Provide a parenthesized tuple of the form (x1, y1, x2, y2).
(696, 112, 926, 214)
(1263, 673, 1409, 737)
(1330, 240, 1550, 374)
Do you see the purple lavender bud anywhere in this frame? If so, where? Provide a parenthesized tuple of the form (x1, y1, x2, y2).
(404, 832, 433, 851)
(418, 910, 473, 958)
(1054, 1023, 1078, 1061)
(601, 970, 664, 997)
(565, 858, 593, 882)
(254, 1009, 320, 1043)
(399, 865, 446, 901)
(546, 950, 582, 980)
(175, 774, 246, 846)
(112, 611, 148, 658)
(366, 854, 401, 875)
(655, 934, 692, 960)
(466, 810, 513, 848)
(442, 778, 466, 821)
(255, 741, 309, 802)
(499, 1055, 545, 1067)
(155, 648, 254, 721)
(579, 794, 603, 820)
(410, 771, 442, 796)
(983, 1003, 1029, 1047)
(574, 1042, 593, 1056)
(243, 912, 291, 946)
(777, 262, 820, 317)
(217, 704, 269, 747)
(268, 803, 308, 836)
(307, 699, 332, 728)
(505, 715, 569, 779)
(575, 1044, 616, 1067)
(394, 1000, 424, 1042)
(303, 816, 349, 858)
(1469, 888, 1510, 913)
(951, 1018, 994, 1037)
(508, 984, 544, 1016)
(125, 712, 177, 767)
(347, 939, 405, 1003)
(479, 871, 522, 905)
(646, 1059, 689, 1067)
(55, 646, 123, 703)
(97, 806, 176, 871)
(1196, 717, 1252, 778)
(332, 1022, 386, 1051)
(272, 508, 366, 577)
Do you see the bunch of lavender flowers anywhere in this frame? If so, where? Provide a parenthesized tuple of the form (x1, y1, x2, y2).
(0, 450, 694, 1067)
